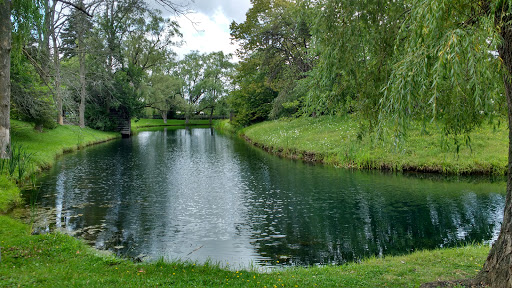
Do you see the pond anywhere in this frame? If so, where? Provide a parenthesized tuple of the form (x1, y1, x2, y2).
(31, 127, 506, 270)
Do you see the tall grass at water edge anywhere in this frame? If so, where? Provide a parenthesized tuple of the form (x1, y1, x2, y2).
(0, 120, 119, 212)
(241, 115, 508, 175)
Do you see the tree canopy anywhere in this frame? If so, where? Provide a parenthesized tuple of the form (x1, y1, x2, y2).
(228, 1, 512, 285)
(5, 0, 512, 285)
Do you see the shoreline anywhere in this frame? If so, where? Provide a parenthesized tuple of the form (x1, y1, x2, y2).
(0, 119, 496, 286)
(0, 121, 120, 213)
(241, 133, 503, 175)
(237, 116, 508, 176)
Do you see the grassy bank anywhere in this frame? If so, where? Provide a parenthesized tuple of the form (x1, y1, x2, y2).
(0, 213, 489, 287)
(241, 116, 508, 175)
(0, 120, 119, 212)
(214, 119, 238, 134)
(0, 118, 496, 287)
(132, 118, 212, 129)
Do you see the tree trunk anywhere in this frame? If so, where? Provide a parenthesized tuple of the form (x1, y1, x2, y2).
(79, 48, 86, 128)
(161, 111, 167, 124)
(41, 0, 51, 82)
(53, 40, 63, 125)
(0, 0, 11, 159)
(78, 1, 86, 129)
(209, 107, 214, 125)
(475, 10, 512, 287)
(51, 0, 63, 125)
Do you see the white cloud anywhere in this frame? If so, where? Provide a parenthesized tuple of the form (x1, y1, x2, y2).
(190, 0, 251, 23)
(173, 10, 235, 59)
(148, 0, 251, 60)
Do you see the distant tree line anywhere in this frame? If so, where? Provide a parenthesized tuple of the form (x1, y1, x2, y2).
(2, 0, 234, 135)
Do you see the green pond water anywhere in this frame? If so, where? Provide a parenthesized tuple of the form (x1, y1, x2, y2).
(32, 127, 506, 269)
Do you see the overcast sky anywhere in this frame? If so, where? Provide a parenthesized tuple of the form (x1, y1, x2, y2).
(150, 0, 252, 59)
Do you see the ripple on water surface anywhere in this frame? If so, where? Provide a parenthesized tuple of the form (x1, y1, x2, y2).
(31, 128, 506, 269)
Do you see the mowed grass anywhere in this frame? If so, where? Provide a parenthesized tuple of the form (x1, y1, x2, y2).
(10, 120, 119, 172)
(132, 118, 212, 129)
(0, 214, 489, 287)
(0, 120, 119, 212)
(241, 115, 508, 175)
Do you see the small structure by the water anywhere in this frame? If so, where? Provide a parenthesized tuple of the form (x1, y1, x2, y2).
(110, 108, 131, 138)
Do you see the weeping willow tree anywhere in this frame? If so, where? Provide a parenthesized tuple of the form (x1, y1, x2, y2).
(303, 0, 407, 124)
(382, 1, 512, 286)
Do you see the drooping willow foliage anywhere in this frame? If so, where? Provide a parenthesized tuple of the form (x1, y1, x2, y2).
(381, 0, 505, 139)
(230, 0, 506, 137)
(304, 0, 406, 124)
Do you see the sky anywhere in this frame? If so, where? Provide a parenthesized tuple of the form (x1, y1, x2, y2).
(150, 0, 252, 59)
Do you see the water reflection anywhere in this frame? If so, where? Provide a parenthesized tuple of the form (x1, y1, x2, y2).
(32, 128, 505, 269)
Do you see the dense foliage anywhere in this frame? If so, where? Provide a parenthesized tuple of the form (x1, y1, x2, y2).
(229, 0, 512, 286)
(8, 0, 234, 132)
(229, 0, 505, 134)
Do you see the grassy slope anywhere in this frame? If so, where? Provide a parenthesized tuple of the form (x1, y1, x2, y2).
(0, 214, 489, 287)
(132, 118, 212, 129)
(0, 120, 119, 212)
(10, 120, 119, 171)
(0, 118, 494, 286)
(241, 116, 508, 175)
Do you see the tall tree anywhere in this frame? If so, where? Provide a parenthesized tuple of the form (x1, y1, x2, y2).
(146, 74, 185, 123)
(382, 1, 510, 286)
(50, 0, 64, 124)
(230, 0, 313, 120)
(77, 0, 89, 128)
(1, 0, 43, 157)
(61, 0, 94, 128)
(86, 0, 181, 130)
(0, 0, 11, 158)
(175, 51, 205, 124)
(196, 51, 234, 124)
(174, 51, 234, 124)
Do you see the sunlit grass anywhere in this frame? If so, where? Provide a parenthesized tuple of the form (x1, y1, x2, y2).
(0, 120, 119, 212)
(241, 115, 508, 175)
(10, 120, 119, 171)
(0, 214, 489, 287)
(132, 118, 212, 129)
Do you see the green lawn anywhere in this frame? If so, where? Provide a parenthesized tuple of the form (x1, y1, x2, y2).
(0, 214, 489, 287)
(10, 120, 119, 171)
(0, 118, 499, 287)
(132, 118, 212, 129)
(241, 115, 508, 175)
(0, 121, 119, 212)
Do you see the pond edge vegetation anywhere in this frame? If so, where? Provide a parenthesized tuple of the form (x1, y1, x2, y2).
(0, 118, 499, 287)
(218, 117, 509, 176)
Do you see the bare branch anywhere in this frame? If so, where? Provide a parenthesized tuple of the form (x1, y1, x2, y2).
(57, 0, 93, 17)
(21, 48, 55, 94)
(154, 0, 191, 16)
(153, 0, 203, 31)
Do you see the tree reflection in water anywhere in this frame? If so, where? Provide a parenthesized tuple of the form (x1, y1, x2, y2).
(33, 128, 505, 269)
